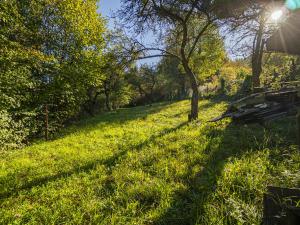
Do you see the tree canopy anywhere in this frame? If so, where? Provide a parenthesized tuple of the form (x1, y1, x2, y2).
(119, 0, 225, 120)
(0, 0, 106, 148)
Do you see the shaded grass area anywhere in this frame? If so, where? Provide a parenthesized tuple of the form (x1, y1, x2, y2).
(0, 100, 299, 225)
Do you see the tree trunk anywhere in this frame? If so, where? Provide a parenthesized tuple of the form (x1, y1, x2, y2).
(252, 18, 265, 89)
(190, 85, 199, 121)
(182, 61, 199, 121)
(180, 23, 200, 121)
(104, 89, 111, 111)
(85, 87, 101, 116)
(105, 94, 111, 111)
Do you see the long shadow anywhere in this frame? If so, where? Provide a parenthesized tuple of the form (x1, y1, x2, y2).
(0, 121, 188, 200)
(50, 101, 175, 141)
(200, 98, 228, 111)
(152, 117, 297, 225)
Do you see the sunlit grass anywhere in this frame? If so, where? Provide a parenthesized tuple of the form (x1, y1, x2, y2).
(1, 99, 299, 224)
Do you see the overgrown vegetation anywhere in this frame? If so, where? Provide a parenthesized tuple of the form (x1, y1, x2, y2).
(1, 100, 299, 224)
(2, 0, 300, 150)
(1, 1, 300, 224)
(0, 0, 106, 148)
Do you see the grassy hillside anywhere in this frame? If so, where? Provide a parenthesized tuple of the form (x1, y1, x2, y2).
(1, 100, 299, 225)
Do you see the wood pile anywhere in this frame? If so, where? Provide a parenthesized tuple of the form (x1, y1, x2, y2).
(210, 83, 300, 124)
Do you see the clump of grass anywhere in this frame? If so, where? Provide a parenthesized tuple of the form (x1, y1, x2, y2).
(0, 100, 299, 224)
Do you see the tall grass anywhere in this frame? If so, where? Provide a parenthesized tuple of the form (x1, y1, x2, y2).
(0, 100, 299, 224)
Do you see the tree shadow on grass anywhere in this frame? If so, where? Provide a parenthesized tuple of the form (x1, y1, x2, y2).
(48, 101, 175, 141)
(152, 117, 297, 225)
(0, 121, 189, 200)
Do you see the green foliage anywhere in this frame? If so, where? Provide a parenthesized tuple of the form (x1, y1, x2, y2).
(188, 25, 226, 83)
(157, 57, 188, 100)
(219, 61, 252, 96)
(0, 110, 28, 150)
(98, 50, 134, 111)
(166, 18, 226, 84)
(127, 61, 188, 105)
(0, 0, 106, 147)
(1, 100, 299, 224)
(262, 53, 300, 87)
(127, 65, 161, 104)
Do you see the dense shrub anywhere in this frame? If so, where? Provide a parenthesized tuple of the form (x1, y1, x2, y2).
(0, 0, 106, 147)
(0, 110, 28, 150)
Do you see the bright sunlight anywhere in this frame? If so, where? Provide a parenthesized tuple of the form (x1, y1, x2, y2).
(271, 9, 283, 21)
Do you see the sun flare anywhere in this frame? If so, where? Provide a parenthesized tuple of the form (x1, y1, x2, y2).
(271, 10, 283, 21)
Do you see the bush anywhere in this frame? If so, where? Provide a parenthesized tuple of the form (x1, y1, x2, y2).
(0, 110, 28, 151)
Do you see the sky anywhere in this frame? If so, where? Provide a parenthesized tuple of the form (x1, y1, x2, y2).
(98, 0, 160, 65)
(97, 0, 242, 63)
(98, 0, 121, 26)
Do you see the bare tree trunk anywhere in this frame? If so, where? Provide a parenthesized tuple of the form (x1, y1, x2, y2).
(252, 18, 265, 89)
(182, 60, 199, 121)
(190, 85, 199, 121)
(183, 66, 199, 121)
(180, 21, 199, 121)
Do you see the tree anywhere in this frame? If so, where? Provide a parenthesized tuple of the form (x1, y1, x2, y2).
(127, 65, 159, 104)
(0, 0, 106, 144)
(219, 0, 285, 89)
(119, 0, 222, 121)
(157, 57, 188, 100)
(100, 52, 133, 111)
(82, 29, 137, 114)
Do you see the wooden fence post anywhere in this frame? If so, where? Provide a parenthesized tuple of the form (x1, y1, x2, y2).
(45, 104, 49, 141)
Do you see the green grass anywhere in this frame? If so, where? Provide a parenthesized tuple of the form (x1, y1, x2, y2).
(1, 99, 299, 225)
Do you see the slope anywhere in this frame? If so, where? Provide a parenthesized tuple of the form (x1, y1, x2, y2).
(0, 100, 299, 225)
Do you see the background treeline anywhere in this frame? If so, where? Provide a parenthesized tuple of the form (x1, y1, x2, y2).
(1, 0, 300, 151)
(0, 0, 222, 149)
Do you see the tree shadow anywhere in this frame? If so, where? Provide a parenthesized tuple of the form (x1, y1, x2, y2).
(200, 98, 227, 110)
(50, 101, 175, 141)
(0, 121, 188, 200)
(152, 117, 297, 225)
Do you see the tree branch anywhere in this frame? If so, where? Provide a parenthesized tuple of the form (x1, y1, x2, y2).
(151, 0, 184, 23)
(137, 54, 174, 60)
(187, 21, 212, 60)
